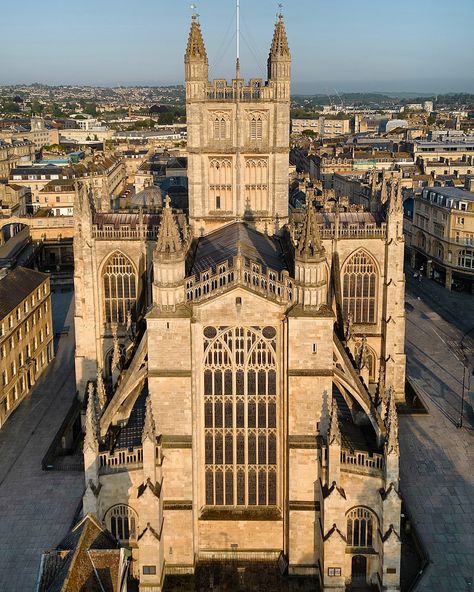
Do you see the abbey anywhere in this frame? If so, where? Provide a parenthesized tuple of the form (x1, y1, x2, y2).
(74, 12, 405, 592)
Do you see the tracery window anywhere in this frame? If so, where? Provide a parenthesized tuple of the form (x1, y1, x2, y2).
(342, 250, 377, 324)
(203, 326, 278, 508)
(103, 252, 137, 324)
(347, 507, 375, 548)
(105, 504, 138, 543)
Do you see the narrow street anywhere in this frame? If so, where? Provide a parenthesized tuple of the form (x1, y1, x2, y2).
(0, 292, 84, 592)
(401, 272, 474, 591)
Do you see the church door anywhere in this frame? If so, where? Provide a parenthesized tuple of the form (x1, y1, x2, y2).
(351, 555, 367, 583)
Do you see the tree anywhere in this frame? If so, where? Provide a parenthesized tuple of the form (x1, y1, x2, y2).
(302, 129, 318, 138)
(30, 101, 44, 115)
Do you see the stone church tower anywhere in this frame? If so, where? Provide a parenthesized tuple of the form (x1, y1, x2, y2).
(186, 13, 290, 235)
(74, 11, 404, 592)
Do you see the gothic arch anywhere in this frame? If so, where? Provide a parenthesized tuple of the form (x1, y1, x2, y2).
(203, 326, 278, 508)
(103, 504, 138, 542)
(341, 249, 379, 325)
(346, 506, 378, 548)
(100, 251, 138, 325)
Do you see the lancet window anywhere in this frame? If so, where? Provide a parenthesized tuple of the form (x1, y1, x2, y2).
(103, 252, 137, 324)
(342, 250, 377, 324)
(203, 326, 278, 508)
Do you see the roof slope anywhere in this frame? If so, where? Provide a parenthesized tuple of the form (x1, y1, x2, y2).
(0, 266, 48, 319)
(190, 221, 288, 276)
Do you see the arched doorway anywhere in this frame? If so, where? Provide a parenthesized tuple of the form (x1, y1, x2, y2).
(351, 555, 367, 583)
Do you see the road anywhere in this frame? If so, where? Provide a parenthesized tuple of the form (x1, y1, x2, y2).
(0, 291, 84, 592)
(401, 272, 474, 592)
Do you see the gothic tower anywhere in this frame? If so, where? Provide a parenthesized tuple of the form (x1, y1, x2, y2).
(185, 12, 291, 235)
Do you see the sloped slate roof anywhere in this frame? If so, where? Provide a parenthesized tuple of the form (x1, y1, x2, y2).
(191, 221, 288, 276)
(0, 266, 48, 319)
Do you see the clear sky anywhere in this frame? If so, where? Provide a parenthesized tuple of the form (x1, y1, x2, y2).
(1, 0, 473, 93)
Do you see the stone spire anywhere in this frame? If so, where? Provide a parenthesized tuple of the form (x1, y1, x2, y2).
(328, 395, 341, 446)
(297, 200, 325, 260)
(96, 366, 107, 411)
(156, 196, 183, 255)
(185, 14, 208, 61)
(269, 13, 290, 58)
(84, 382, 99, 452)
(142, 394, 156, 444)
(385, 387, 399, 456)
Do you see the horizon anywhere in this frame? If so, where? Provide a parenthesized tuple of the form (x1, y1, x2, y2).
(1, 0, 473, 93)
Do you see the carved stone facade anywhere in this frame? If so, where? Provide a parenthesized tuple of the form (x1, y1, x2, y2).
(74, 13, 405, 592)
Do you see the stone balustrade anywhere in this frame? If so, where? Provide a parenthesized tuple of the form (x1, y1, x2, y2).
(185, 256, 294, 305)
(99, 446, 143, 473)
(340, 447, 384, 476)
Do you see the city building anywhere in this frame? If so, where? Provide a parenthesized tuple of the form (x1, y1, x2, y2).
(411, 185, 474, 291)
(0, 266, 54, 428)
(0, 139, 35, 181)
(292, 117, 351, 138)
(37, 179, 76, 215)
(74, 12, 405, 592)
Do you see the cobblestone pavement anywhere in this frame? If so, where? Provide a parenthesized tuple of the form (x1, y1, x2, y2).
(401, 272, 474, 592)
(0, 292, 84, 592)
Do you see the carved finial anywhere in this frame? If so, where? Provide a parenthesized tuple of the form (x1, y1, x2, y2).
(96, 366, 107, 410)
(126, 309, 132, 334)
(328, 394, 341, 446)
(269, 7, 290, 57)
(111, 324, 121, 370)
(297, 199, 325, 260)
(142, 394, 156, 443)
(156, 199, 183, 255)
(385, 386, 399, 456)
(345, 311, 353, 342)
(84, 382, 99, 452)
(185, 9, 207, 60)
(357, 335, 369, 370)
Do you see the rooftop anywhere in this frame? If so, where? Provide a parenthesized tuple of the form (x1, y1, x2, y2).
(0, 266, 48, 319)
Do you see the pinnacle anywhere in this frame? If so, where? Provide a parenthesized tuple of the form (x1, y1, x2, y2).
(142, 394, 156, 443)
(270, 13, 290, 58)
(156, 197, 183, 254)
(385, 387, 399, 456)
(297, 199, 325, 259)
(185, 15, 207, 61)
(328, 394, 341, 446)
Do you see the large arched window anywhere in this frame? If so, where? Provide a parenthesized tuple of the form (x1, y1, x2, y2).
(203, 326, 278, 508)
(347, 507, 375, 548)
(103, 252, 137, 324)
(342, 250, 378, 324)
(104, 504, 138, 543)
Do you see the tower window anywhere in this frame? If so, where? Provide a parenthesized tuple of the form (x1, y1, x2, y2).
(250, 116, 263, 141)
(216, 196, 221, 210)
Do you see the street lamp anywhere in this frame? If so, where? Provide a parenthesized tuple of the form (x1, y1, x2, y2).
(459, 327, 474, 428)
